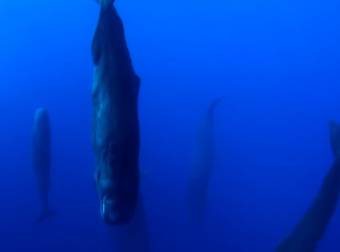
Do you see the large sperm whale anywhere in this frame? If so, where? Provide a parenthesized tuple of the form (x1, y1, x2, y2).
(187, 98, 223, 222)
(277, 121, 340, 251)
(32, 108, 54, 223)
(92, 0, 141, 225)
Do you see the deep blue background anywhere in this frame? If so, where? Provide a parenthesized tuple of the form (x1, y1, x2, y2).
(0, 0, 340, 251)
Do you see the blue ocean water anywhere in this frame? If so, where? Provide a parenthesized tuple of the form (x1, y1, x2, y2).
(0, 0, 340, 251)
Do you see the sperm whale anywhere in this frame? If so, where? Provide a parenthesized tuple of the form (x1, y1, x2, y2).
(187, 98, 223, 222)
(32, 108, 54, 223)
(92, 0, 141, 225)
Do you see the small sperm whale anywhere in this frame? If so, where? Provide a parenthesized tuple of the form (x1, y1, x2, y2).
(277, 120, 340, 251)
(32, 108, 54, 223)
(187, 98, 223, 222)
(92, 0, 141, 225)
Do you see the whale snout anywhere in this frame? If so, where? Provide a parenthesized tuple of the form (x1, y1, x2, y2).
(96, 175, 138, 225)
(99, 191, 135, 225)
(100, 196, 118, 224)
(100, 195, 134, 225)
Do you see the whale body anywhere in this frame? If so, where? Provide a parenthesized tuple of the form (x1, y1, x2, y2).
(32, 108, 53, 223)
(92, 0, 140, 225)
(187, 98, 222, 222)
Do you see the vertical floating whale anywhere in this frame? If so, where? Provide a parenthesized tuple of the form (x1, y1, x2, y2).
(187, 98, 222, 222)
(32, 108, 53, 223)
(92, 0, 141, 225)
(277, 121, 340, 251)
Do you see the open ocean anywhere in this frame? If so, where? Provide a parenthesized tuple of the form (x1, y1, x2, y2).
(0, 0, 340, 251)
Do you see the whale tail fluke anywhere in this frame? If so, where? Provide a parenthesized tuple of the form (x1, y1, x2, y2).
(211, 96, 224, 107)
(210, 96, 224, 111)
(35, 208, 56, 224)
(207, 96, 224, 120)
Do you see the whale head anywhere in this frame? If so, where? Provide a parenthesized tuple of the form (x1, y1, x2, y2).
(94, 141, 139, 225)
